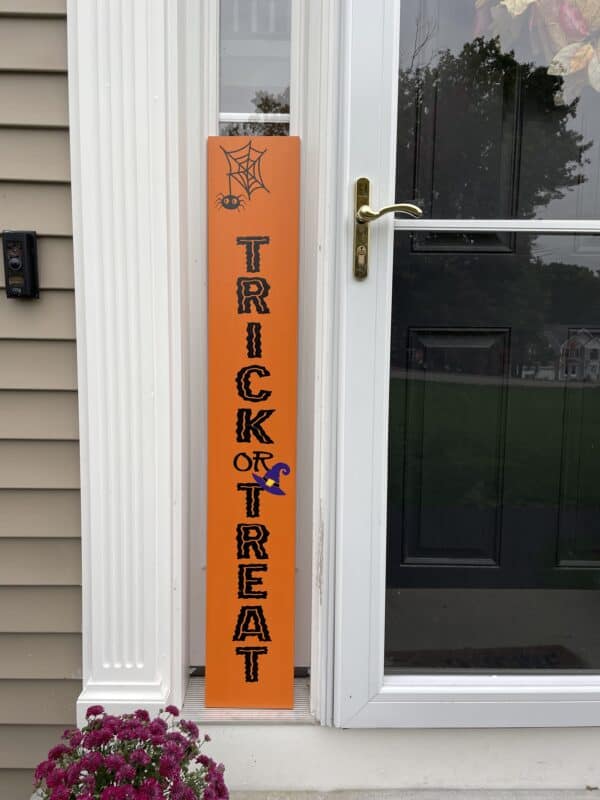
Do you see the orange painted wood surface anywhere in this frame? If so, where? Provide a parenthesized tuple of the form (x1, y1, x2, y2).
(206, 137, 299, 708)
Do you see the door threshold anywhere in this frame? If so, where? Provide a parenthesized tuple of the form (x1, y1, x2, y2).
(182, 676, 313, 724)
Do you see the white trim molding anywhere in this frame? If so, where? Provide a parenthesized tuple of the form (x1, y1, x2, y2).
(394, 219, 600, 233)
(290, 0, 342, 726)
(68, 0, 188, 722)
(219, 112, 291, 124)
(184, 0, 218, 670)
(184, 0, 344, 726)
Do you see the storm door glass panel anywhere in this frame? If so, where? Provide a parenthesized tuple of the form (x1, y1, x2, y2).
(386, 232, 600, 672)
(396, 0, 600, 221)
(385, 0, 600, 674)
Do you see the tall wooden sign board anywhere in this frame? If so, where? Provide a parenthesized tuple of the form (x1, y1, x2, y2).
(206, 137, 299, 707)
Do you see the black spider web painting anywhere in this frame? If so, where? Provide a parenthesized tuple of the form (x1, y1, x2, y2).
(216, 139, 269, 211)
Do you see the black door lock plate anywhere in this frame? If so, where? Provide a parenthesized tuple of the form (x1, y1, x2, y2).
(3, 231, 39, 299)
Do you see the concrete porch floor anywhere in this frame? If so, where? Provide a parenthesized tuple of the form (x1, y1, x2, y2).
(232, 792, 600, 800)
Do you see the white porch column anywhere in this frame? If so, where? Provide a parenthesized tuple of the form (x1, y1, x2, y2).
(67, 0, 188, 722)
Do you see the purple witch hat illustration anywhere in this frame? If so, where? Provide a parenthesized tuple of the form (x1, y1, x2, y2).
(252, 462, 291, 496)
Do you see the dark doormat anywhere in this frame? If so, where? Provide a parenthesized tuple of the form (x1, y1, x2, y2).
(385, 644, 585, 670)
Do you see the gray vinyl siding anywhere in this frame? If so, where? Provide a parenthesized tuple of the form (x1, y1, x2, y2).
(0, 2, 79, 797)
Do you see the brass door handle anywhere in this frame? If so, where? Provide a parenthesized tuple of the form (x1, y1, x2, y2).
(356, 201, 423, 224)
(353, 177, 423, 280)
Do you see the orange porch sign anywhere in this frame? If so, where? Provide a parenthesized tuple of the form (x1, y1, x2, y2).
(206, 137, 299, 708)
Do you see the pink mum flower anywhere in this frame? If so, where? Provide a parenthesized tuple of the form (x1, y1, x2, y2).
(130, 748, 151, 766)
(48, 744, 71, 761)
(34, 759, 55, 781)
(86, 704, 105, 717)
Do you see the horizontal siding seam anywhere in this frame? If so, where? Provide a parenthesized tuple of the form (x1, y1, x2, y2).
(0, 123, 69, 131)
(0, 537, 80, 543)
(0, 235, 73, 239)
(1, 288, 75, 293)
(0, 69, 68, 76)
(1, 235, 73, 241)
(0, 388, 77, 394)
(0, 178, 69, 185)
(0, 678, 81, 682)
(0, 14, 66, 20)
(0, 124, 68, 131)
(0, 584, 82, 589)
(0, 336, 74, 343)
(0, 178, 70, 186)
(0, 632, 81, 636)
(5, 234, 73, 240)
(0, 332, 76, 341)
(0, 484, 81, 496)
(0, 438, 79, 444)
(0, 539, 81, 543)
(0, 337, 76, 343)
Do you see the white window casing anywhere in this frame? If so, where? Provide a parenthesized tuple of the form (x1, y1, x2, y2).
(185, 0, 343, 723)
(67, 0, 341, 726)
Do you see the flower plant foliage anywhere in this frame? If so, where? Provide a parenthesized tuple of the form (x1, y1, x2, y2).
(34, 705, 228, 800)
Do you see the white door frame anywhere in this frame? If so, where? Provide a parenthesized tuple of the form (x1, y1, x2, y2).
(184, 0, 344, 722)
(333, 0, 600, 728)
(68, 0, 342, 726)
(186, 0, 322, 674)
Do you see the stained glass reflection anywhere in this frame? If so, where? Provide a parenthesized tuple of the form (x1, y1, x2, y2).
(397, 0, 600, 219)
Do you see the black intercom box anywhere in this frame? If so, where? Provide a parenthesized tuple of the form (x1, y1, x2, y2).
(2, 231, 39, 299)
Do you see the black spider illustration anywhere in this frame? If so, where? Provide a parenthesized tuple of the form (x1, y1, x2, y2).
(215, 193, 245, 211)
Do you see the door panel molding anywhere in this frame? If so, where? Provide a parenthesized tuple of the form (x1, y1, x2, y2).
(395, 327, 509, 571)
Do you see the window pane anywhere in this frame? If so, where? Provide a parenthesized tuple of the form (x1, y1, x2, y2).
(386, 232, 600, 672)
(220, 0, 291, 115)
(397, 0, 600, 219)
(219, 122, 289, 136)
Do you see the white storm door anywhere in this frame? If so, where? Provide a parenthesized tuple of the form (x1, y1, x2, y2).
(334, 0, 600, 727)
